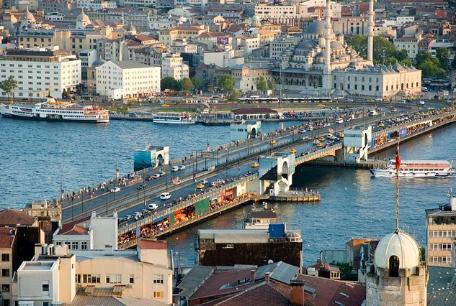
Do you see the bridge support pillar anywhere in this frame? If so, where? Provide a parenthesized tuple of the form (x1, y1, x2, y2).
(342, 126, 372, 163)
(258, 152, 295, 196)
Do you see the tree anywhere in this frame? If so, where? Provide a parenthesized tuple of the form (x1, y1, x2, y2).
(436, 48, 449, 67)
(415, 51, 447, 78)
(161, 77, 181, 91)
(62, 89, 70, 99)
(256, 76, 268, 93)
(181, 78, 193, 92)
(0, 76, 17, 104)
(218, 75, 235, 93)
(267, 79, 276, 91)
(191, 76, 204, 91)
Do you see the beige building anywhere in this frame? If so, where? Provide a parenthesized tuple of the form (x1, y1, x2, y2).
(161, 53, 189, 81)
(159, 25, 207, 47)
(231, 63, 273, 93)
(426, 197, 456, 267)
(332, 64, 422, 99)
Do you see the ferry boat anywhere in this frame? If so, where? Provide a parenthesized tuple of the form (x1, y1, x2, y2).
(152, 112, 195, 124)
(0, 99, 109, 123)
(370, 160, 454, 178)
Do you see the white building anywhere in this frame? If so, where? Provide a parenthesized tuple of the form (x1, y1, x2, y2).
(76, 0, 117, 10)
(161, 53, 189, 80)
(203, 49, 244, 68)
(394, 36, 419, 59)
(0, 48, 81, 99)
(96, 60, 161, 100)
(53, 211, 118, 251)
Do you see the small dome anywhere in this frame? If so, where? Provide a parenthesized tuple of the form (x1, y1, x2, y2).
(26, 8, 35, 23)
(374, 231, 420, 270)
(77, 9, 91, 27)
(305, 21, 326, 35)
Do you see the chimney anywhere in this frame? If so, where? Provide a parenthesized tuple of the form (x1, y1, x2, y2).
(289, 280, 305, 306)
(367, 0, 374, 63)
(250, 269, 256, 283)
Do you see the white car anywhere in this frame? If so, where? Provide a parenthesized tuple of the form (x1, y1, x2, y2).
(171, 166, 179, 172)
(110, 187, 120, 193)
(148, 203, 159, 210)
(336, 118, 343, 124)
(179, 165, 186, 170)
(152, 173, 161, 179)
(419, 100, 425, 105)
(160, 192, 171, 200)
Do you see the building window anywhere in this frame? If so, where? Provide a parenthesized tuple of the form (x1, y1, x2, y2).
(129, 275, 134, 284)
(1, 269, 9, 277)
(42, 282, 49, 293)
(1, 284, 10, 292)
(55, 241, 61, 246)
(72, 242, 78, 250)
(153, 291, 164, 298)
(81, 242, 87, 250)
(106, 274, 121, 284)
(153, 274, 164, 284)
(1, 254, 9, 262)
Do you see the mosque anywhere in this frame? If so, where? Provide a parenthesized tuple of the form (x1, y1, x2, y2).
(272, 0, 422, 99)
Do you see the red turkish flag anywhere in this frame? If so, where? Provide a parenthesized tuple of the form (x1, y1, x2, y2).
(395, 146, 401, 173)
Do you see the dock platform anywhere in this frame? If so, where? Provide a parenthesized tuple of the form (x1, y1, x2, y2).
(270, 190, 321, 202)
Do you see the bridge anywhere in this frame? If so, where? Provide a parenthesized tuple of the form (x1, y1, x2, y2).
(30, 106, 456, 249)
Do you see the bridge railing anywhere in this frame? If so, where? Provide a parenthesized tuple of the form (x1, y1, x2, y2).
(118, 173, 258, 234)
(295, 143, 342, 165)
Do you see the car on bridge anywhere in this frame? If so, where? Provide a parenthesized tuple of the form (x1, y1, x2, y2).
(160, 192, 171, 200)
(148, 203, 159, 210)
(171, 166, 179, 172)
(110, 187, 120, 193)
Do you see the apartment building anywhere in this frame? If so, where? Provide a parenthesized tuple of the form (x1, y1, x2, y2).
(394, 36, 420, 59)
(159, 25, 207, 47)
(96, 60, 161, 100)
(0, 48, 81, 99)
(161, 53, 189, 80)
(426, 197, 456, 267)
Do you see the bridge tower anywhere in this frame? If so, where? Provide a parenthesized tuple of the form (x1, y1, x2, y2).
(258, 152, 296, 196)
(343, 126, 372, 162)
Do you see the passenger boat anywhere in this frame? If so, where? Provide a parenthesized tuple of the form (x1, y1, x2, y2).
(370, 160, 454, 178)
(0, 99, 109, 123)
(152, 112, 195, 124)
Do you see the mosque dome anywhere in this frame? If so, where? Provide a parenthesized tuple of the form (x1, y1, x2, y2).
(330, 41, 344, 50)
(305, 21, 326, 35)
(374, 231, 420, 271)
(77, 9, 92, 28)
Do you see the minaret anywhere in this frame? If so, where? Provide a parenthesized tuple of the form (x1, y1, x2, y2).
(323, 0, 332, 93)
(367, 0, 374, 63)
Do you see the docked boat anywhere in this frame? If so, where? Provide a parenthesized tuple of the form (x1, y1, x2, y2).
(370, 160, 454, 178)
(0, 99, 109, 123)
(152, 112, 195, 124)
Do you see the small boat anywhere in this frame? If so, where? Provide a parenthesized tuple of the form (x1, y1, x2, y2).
(371, 160, 454, 178)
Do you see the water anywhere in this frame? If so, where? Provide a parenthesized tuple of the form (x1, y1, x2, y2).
(1, 117, 456, 266)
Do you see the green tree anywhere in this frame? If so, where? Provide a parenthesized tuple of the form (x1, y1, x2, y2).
(161, 77, 181, 91)
(181, 77, 193, 92)
(191, 76, 204, 91)
(256, 76, 268, 93)
(267, 79, 276, 91)
(436, 48, 449, 67)
(218, 75, 235, 93)
(415, 51, 447, 78)
(451, 56, 456, 70)
(0, 76, 18, 104)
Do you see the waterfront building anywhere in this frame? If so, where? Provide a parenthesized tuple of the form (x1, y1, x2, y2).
(16, 240, 173, 304)
(53, 212, 118, 251)
(95, 60, 161, 100)
(161, 53, 189, 80)
(425, 197, 456, 267)
(230, 62, 273, 93)
(0, 48, 81, 99)
(197, 224, 302, 267)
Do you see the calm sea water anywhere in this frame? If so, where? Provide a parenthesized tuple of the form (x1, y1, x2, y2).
(1, 117, 455, 265)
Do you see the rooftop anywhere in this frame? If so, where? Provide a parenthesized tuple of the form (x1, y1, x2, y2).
(110, 60, 154, 69)
(0, 227, 15, 249)
(0, 209, 36, 227)
(61, 225, 89, 235)
(21, 261, 56, 271)
(138, 239, 167, 250)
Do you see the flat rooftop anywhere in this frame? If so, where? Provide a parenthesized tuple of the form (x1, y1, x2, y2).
(22, 261, 55, 271)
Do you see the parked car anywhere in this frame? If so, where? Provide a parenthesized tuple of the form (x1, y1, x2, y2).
(110, 187, 120, 193)
(171, 166, 179, 172)
(137, 184, 145, 190)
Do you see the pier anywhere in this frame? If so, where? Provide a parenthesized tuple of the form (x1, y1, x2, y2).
(29, 106, 456, 248)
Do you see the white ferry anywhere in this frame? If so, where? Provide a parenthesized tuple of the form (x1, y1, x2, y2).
(0, 99, 109, 123)
(371, 160, 454, 178)
(153, 112, 195, 124)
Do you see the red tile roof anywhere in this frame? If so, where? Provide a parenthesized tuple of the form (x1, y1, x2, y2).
(296, 274, 366, 306)
(0, 209, 35, 226)
(214, 282, 289, 306)
(191, 269, 254, 300)
(0, 227, 15, 248)
(61, 225, 89, 235)
(138, 239, 167, 250)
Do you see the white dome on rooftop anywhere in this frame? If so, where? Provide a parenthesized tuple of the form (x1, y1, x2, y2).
(374, 231, 420, 271)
